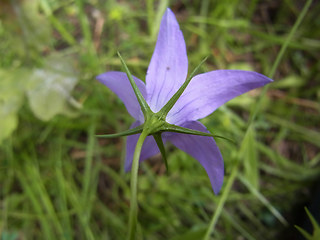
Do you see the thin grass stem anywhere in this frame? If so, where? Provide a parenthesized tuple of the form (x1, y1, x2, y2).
(203, 162, 239, 240)
(204, 0, 313, 238)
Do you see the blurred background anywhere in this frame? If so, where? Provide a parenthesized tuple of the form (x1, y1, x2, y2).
(0, 0, 319, 239)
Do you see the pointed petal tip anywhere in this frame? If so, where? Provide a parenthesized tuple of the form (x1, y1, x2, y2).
(95, 72, 116, 85)
(167, 121, 225, 195)
(224, 70, 273, 85)
(253, 71, 274, 84)
(95, 72, 105, 81)
(212, 174, 224, 195)
(124, 163, 131, 172)
(167, 70, 273, 124)
(146, 6, 188, 112)
(167, 8, 176, 16)
(164, 8, 179, 24)
(96, 72, 113, 84)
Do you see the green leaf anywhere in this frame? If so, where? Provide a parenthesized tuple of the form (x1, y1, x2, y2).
(0, 68, 30, 143)
(26, 55, 81, 121)
(295, 208, 320, 240)
(295, 225, 312, 240)
(272, 74, 305, 89)
(238, 174, 288, 226)
(170, 228, 207, 240)
(240, 126, 259, 189)
(266, 114, 320, 148)
(305, 207, 320, 231)
(228, 62, 254, 71)
(0, 100, 19, 143)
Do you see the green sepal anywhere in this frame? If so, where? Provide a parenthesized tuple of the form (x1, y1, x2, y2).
(153, 133, 169, 173)
(162, 123, 235, 144)
(117, 51, 151, 118)
(96, 125, 144, 138)
(159, 56, 208, 118)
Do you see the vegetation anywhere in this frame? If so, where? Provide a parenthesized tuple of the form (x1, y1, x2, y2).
(0, 0, 319, 239)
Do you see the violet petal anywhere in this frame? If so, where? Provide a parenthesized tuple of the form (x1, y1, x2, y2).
(146, 8, 188, 112)
(96, 71, 146, 121)
(167, 121, 224, 194)
(167, 70, 272, 125)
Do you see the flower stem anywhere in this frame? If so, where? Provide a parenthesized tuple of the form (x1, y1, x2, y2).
(127, 129, 149, 240)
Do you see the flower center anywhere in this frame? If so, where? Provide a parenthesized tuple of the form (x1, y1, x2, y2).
(144, 112, 167, 135)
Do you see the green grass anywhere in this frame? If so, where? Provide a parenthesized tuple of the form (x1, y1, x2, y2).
(1, 0, 320, 239)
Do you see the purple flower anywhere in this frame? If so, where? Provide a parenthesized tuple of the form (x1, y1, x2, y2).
(97, 8, 272, 194)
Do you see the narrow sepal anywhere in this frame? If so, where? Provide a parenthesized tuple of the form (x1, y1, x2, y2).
(153, 133, 169, 173)
(117, 51, 151, 117)
(96, 125, 144, 138)
(159, 56, 208, 117)
(163, 123, 235, 143)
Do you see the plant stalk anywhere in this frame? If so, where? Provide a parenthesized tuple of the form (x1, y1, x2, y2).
(127, 130, 149, 240)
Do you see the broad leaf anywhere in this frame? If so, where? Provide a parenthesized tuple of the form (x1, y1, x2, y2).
(0, 68, 29, 143)
(27, 56, 80, 121)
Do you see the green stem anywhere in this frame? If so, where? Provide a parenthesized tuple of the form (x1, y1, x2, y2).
(127, 129, 149, 240)
(203, 162, 239, 240)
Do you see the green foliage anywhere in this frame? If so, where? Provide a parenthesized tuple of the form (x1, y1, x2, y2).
(0, 0, 51, 61)
(0, 55, 80, 143)
(0, 68, 29, 143)
(26, 55, 81, 121)
(0, 0, 81, 142)
(240, 126, 259, 189)
(295, 208, 320, 240)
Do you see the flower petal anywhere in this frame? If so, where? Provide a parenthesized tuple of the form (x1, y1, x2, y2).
(167, 121, 224, 194)
(146, 8, 188, 112)
(166, 70, 273, 125)
(125, 121, 161, 171)
(96, 71, 146, 121)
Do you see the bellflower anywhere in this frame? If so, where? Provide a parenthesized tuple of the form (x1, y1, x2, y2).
(97, 8, 272, 194)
